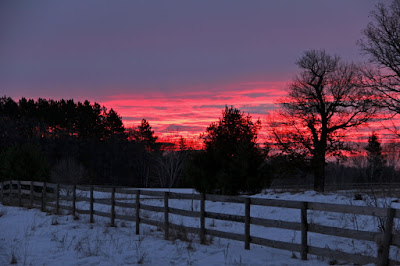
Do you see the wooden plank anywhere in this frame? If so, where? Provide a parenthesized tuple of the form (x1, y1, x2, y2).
(169, 207, 200, 218)
(251, 236, 301, 253)
(9, 180, 12, 202)
(140, 203, 164, 213)
(308, 202, 387, 217)
(250, 198, 303, 209)
(21, 190, 31, 195)
(59, 204, 73, 211)
(93, 210, 112, 218)
(115, 188, 137, 195)
(392, 234, 400, 247)
(245, 197, 250, 250)
(46, 183, 57, 189)
(1, 182, 3, 202)
(169, 192, 201, 200)
(136, 190, 140, 235)
(56, 184, 60, 215)
(90, 186, 94, 223)
(72, 185, 76, 216)
(251, 217, 301, 231)
(169, 222, 200, 235)
(111, 188, 115, 227)
(200, 193, 205, 244)
(308, 224, 378, 242)
(76, 185, 91, 191)
(378, 208, 395, 266)
(93, 187, 114, 193)
(47, 202, 56, 209)
(20, 181, 31, 186)
(18, 180, 21, 207)
(206, 194, 245, 204)
(164, 192, 169, 240)
(42, 182, 47, 212)
(32, 181, 44, 187)
(115, 201, 136, 208)
(115, 214, 136, 221)
(93, 198, 111, 205)
(308, 246, 376, 265)
(30, 182, 33, 208)
(206, 211, 245, 223)
(301, 202, 308, 260)
(140, 190, 164, 197)
(76, 196, 90, 202)
(141, 217, 163, 228)
(76, 209, 91, 215)
(206, 228, 245, 242)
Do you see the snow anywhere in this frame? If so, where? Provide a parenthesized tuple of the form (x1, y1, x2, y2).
(1, 189, 399, 265)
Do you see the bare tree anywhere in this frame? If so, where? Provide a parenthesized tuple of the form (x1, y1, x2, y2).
(359, 0, 400, 113)
(270, 50, 377, 192)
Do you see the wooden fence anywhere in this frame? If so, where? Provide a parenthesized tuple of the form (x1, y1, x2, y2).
(1, 180, 399, 265)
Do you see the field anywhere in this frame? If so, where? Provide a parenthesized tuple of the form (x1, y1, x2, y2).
(1, 189, 399, 265)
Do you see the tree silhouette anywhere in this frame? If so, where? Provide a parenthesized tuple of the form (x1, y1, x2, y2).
(187, 106, 267, 195)
(359, 0, 400, 114)
(366, 133, 386, 182)
(133, 119, 158, 150)
(270, 50, 377, 192)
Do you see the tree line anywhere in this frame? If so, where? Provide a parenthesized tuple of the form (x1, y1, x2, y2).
(0, 97, 186, 188)
(1, 0, 400, 194)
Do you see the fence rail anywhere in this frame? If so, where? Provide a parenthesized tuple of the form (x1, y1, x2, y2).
(0, 180, 399, 265)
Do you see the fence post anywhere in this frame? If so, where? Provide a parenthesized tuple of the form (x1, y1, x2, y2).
(164, 192, 169, 240)
(90, 186, 94, 223)
(9, 180, 12, 203)
(136, 190, 140, 235)
(200, 193, 206, 244)
(111, 187, 115, 227)
(18, 180, 21, 207)
(1, 181, 3, 203)
(30, 181, 33, 208)
(41, 182, 47, 212)
(72, 185, 76, 217)
(245, 197, 251, 250)
(56, 184, 60, 215)
(378, 208, 395, 266)
(301, 202, 308, 260)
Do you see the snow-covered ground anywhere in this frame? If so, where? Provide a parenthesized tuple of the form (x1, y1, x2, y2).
(1, 189, 399, 265)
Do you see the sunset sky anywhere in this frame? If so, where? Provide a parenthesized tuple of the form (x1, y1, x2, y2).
(0, 0, 384, 143)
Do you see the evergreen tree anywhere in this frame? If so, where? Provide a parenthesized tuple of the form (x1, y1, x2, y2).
(134, 119, 158, 150)
(365, 133, 386, 182)
(186, 106, 268, 195)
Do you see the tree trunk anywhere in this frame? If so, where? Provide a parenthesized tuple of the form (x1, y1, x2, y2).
(313, 159, 325, 192)
(313, 141, 326, 192)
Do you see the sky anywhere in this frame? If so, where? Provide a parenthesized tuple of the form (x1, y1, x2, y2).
(0, 0, 383, 143)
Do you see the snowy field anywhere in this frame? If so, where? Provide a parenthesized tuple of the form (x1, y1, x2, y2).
(1, 189, 400, 265)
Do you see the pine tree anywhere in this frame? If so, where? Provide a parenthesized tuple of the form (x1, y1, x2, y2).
(186, 106, 268, 195)
(365, 133, 386, 182)
(134, 119, 158, 150)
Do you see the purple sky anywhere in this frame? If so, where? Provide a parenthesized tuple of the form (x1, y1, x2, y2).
(0, 0, 382, 140)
